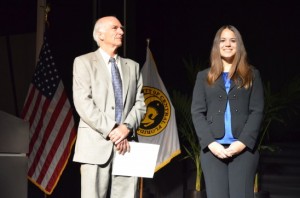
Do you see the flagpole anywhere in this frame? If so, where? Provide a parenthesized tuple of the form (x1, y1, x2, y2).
(44, 5, 50, 198)
(139, 177, 143, 198)
(138, 38, 152, 198)
(37, 2, 50, 197)
(36, 0, 46, 63)
(139, 38, 151, 198)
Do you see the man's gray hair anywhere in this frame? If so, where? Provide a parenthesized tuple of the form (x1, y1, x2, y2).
(92, 19, 103, 46)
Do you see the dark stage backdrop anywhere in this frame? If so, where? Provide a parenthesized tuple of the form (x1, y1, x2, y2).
(135, 0, 300, 92)
(1, 0, 300, 197)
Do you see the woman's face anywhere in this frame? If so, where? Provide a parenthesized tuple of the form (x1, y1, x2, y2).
(219, 28, 237, 63)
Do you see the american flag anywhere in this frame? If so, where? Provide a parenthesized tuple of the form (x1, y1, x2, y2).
(21, 32, 77, 195)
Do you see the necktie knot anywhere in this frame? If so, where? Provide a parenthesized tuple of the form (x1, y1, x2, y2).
(109, 57, 116, 64)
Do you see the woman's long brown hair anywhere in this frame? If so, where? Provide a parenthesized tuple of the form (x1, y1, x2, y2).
(207, 25, 253, 89)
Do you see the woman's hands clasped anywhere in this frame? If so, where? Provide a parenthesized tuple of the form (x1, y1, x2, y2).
(208, 141, 246, 159)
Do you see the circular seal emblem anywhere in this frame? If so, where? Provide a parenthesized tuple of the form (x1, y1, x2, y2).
(137, 86, 171, 137)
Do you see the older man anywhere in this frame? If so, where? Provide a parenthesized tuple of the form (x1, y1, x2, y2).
(72, 16, 146, 198)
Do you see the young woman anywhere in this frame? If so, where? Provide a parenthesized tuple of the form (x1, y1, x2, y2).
(191, 25, 264, 198)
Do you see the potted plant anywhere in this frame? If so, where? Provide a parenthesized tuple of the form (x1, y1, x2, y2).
(254, 76, 300, 197)
(171, 57, 206, 197)
(172, 90, 202, 196)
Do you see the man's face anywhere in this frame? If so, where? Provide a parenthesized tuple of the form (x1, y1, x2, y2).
(101, 17, 124, 48)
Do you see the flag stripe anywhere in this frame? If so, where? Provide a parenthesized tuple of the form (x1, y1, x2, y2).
(21, 84, 35, 118)
(36, 106, 72, 183)
(28, 92, 43, 127)
(27, 96, 50, 176)
(28, 88, 60, 170)
(23, 86, 41, 125)
(45, 126, 76, 193)
(41, 110, 74, 185)
(28, 96, 50, 154)
(42, 119, 75, 187)
(28, 83, 67, 177)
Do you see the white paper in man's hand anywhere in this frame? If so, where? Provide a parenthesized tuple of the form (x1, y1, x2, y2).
(112, 142, 160, 178)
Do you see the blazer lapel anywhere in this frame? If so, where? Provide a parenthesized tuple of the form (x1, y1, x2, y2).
(229, 80, 236, 92)
(93, 50, 110, 86)
(120, 58, 130, 103)
(216, 75, 238, 94)
(94, 50, 107, 71)
(216, 77, 226, 91)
